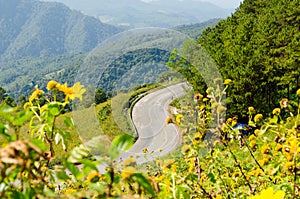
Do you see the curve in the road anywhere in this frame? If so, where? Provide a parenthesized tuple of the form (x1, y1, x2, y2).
(119, 83, 188, 164)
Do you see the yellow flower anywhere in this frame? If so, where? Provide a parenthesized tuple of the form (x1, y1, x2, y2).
(214, 194, 222, 199)
(275, 144, 282, 151)
(287, 137, 298, 153)
(226, 118, 233, 125)
(259, 155, 270, 166)
(297, 88, 300, 96)
(87, 171, 101, 183)
(121, 166, 136, 179)
(193, 132, 203, 144)
(163, 159, 175, 169)
(65, 188, 76, 194)
(231, 182, 237, 190)
(166, 117, 173, 124)
(283, 162, 294, 172)
(279, 98, 289, 108)
(188, 158, 195, 173)
(57, 82, 86, 102)
(261, 145, 270, 154)
(232, 171, 241, 178)
(181, 145, 191, 155)
(123, 156, 136, 167)
(203, 97, 209, 102)
(254, 129, 260, 136)
(282, 146, 293, 161)
(23, 102, 31, 109)
(232, 116, 238, 127)
(176, 114, 183, 125)
(248, 106, 255, 113)
(29, 86, 43, 102)
(46, 80, 59, 90)
(250, 187, 285, 199)
(249, 140, 256, 149)
(155, 175, 165, 182)
(253, 168, 262, 177)
(249, 134, 256, 141)
(272, 108, 280, 115)
(224, 79, 232, 85)
(254, 114, 263, 123)
(206, 87, 214, 95)
(142, 147, 148, 153)
(194, 93, 203, 101)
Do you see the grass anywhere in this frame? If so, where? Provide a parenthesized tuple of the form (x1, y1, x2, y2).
(0, 83, 168, 164)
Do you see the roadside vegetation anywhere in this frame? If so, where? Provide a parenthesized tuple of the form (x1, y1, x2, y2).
(0, 79, 299, 198)
(0, 0, 299, 198)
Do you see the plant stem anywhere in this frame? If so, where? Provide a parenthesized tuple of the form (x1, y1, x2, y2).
(196, 157, 213, 199)
(107, 161, 115, 197)
(223, 140, 254, 194)
(293, 104, 299, 199)
(217, 168, 230, 198)
(241, 134, 274, 183)
(49, 116, 57, 157)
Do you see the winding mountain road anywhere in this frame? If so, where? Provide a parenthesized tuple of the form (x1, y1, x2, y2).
(119, 82, 188, 163)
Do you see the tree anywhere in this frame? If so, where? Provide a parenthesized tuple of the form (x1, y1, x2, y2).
(95, 87, 108, 105)
(0, 87, 8, 102)
(196, 0, 300, 118)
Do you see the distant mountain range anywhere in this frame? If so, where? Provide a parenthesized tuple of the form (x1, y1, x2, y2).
(41, 0, 233, 28)
(0, 0, 222, 98)
(0, 0, 122, 60)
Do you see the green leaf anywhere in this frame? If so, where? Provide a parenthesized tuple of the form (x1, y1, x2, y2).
(0, 123, 11, 141)
(89, 183, 105, 193)
(64, 117, 74, 129)
(65, 161, 81, 179)
(269, 115, 278, 124)
(109, 134, 134, 159)
(30, 139, 46, 152)
(43, 188, 57, 197)
(80, 159, 98, 171)
(56, 171, 70, 180)
(207, 173, 216, 183)
(48, 103, 61, 116)
(176, 185, 191, 199)
(248, 120, 256, 127)
(13, 110, 33, 126)
(0, 105, 15, 113)
(68, 145, 90, 163)
(130, 173, 155, 196)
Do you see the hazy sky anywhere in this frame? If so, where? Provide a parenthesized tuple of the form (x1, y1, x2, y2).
(204, 0, 243, 8)
(142, 0, 243, 9)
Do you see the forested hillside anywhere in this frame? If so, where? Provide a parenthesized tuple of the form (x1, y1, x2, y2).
(0, 0, 222, 100)
(174, 18, 221, 38)
(0, 0, 121, 60)
(175, 0, 300, 118)
(42, 0, 233, 28)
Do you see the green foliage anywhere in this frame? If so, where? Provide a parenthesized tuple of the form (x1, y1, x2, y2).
(95, 87, 108, 105)
(0, 77, 299, 198)
(0, 0, 121, 60)
(0, 87, 7, 102)
(99, 48, 170, 94)
(145, 82, 299, 198)
(174, 18, 221, 39)
(198, 0, 300, 118)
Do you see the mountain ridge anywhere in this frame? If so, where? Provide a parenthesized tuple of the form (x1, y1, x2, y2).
(41, 0, 233, 28)
(0, 0, 122, 60)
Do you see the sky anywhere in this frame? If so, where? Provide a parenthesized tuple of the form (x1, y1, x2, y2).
(142, 0, 243, 9)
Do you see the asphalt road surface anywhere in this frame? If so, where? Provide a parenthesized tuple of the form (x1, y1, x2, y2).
(118, 82, 188, 164)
